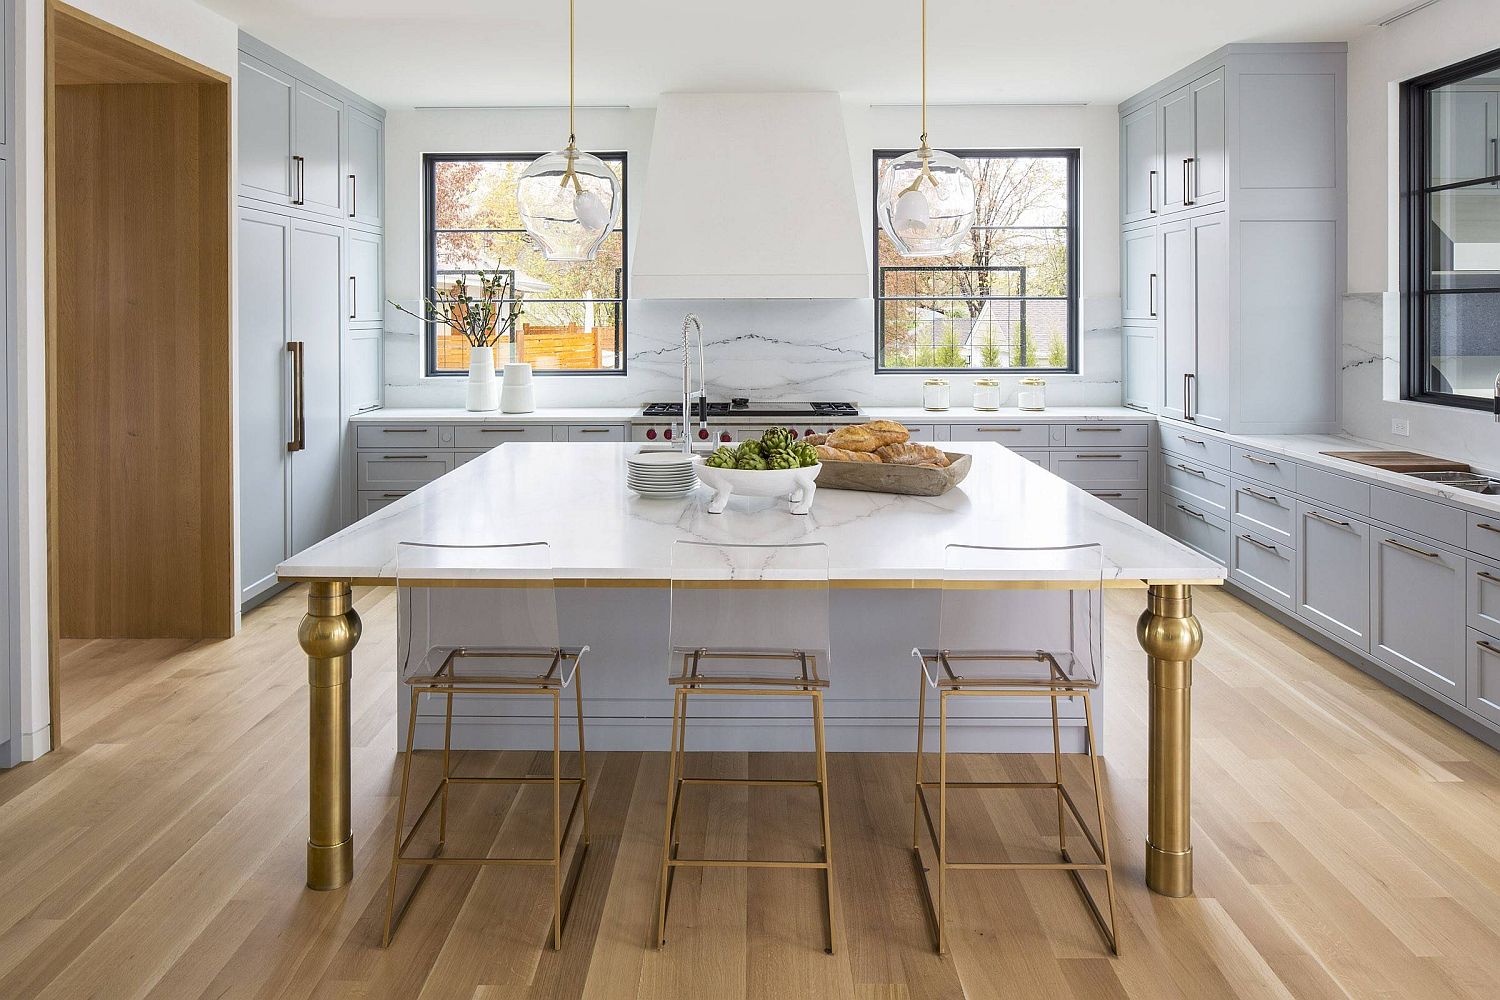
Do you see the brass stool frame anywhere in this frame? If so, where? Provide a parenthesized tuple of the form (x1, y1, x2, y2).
(655, 649, 836, 953)
(383, 647, 591, 949)
(911, 650, 1119, 956)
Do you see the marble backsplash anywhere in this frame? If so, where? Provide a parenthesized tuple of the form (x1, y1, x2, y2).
(382, 296, 1124, 411)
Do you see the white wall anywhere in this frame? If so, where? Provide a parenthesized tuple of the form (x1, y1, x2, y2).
(1340, 0, 1500, 470)
(11, 0, 239, 761)
(383, 101, 1121, 409)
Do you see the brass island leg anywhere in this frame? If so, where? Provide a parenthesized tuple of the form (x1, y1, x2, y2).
(300, 581, 362, 890)
(1136, 583, 1202, 897)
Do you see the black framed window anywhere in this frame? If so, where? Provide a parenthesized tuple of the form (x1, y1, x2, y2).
(1402, 49, 1500, 409)
(873, 149, 1079, 373)
(424, 152, 627, 376)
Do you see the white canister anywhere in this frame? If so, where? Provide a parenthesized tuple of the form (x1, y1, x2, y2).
(922, 378, 951, 411)
(1016, 376, 1047, 411)
(499, 361, 536, 413)
(972, 378, 1001, 411)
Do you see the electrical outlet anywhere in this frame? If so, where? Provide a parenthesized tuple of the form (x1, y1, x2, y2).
(1391, 417, 1411, 437)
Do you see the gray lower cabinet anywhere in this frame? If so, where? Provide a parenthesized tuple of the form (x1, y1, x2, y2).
(946, 423, 1050, 447)
(359, 491, 406, 516)
(1090, 490, 1148, 521)
(1469, 559, 1500, 638)
(1230, 529, 1294, 609)
(1160, 452, 1230, 518)
(1468, 631, 1500, 727)
(1371, 530, 1467, 706)
(1051, 449, 1149, 490)
(1162, 499, 1229, 567)
(357, 452, 454, 492)
(1295, 503, 1371, 651)
(1231, 478, 1294, 546)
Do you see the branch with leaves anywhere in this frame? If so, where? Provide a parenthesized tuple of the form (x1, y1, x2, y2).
(389, 269, 523, 349)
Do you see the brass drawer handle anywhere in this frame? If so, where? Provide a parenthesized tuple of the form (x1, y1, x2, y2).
(576, 428, 613, 434)
(1075, 453, 1124, 459)
(1176, 504, 1207, 521)
(1477, 639, 1500, 658)
(380, 492, 405, 498)
(1241, 453, 1278, 466)
(1174, 462, 1207, 477)
(1381, 538, 1443, 561)
(480, 427, 528, 433)
(1092, 492, 1124, 498)
(1478, 522, 1500, 535)
(1239, 534, 1281, 555)
(1075, 426, 1123, 432)
(1177, 435, 1206, 446)
(1241, 487, 1282, 505)
(379, 427, 429, 433)
(1306, 510, 1352, 529)
(381, 454, 430, 460)
(1477, 570, 1500, 585)
(976, 426, 1023, 432)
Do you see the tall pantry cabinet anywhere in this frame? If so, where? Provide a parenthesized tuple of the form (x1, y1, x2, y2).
(1118, 44, 1345, 436)
(237, 34, 385, 606)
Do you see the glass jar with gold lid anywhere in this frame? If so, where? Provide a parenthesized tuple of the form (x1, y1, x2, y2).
(1016, 376, 1047, 411)
(922, 378, 951, 411)
(972, 378, 1001, 411)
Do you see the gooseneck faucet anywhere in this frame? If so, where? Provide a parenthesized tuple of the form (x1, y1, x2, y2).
(681, 313, 707, 454)
(1494, 369, 1500, 422)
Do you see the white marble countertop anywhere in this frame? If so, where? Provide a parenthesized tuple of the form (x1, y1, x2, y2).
(279, 442, 1223, 585)
(864, 405, 1156, 423)
(1157, 416, 1500, 517)
(348, 404, 1155, 426)
(349, 406, 640, 424)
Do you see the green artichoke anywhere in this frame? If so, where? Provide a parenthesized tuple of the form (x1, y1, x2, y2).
(767, 448, 798, 470)
(793, 442, 819, 467)
(737, 439, 765, 459)
(706, 446, 738, 469)
(760, 426, 796, 452)
(735, 451, 768, 471)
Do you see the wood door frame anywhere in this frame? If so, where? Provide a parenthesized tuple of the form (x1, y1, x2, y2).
(44, 1, 234, 746)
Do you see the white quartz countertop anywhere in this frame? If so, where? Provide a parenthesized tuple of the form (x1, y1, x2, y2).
(349, 406, 640, 424)
(279, 442, 1223, 585)
(864, 405, 1155, 423)
(348, 405, 1155, 425)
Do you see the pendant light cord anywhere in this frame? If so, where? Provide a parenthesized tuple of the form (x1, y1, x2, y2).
(560, 0, 582, 193)
(919, 0, 927, 146)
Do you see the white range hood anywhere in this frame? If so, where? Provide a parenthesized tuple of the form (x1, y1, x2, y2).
(631, 92, 869, 299)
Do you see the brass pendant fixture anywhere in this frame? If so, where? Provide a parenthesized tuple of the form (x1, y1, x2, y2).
(875, 0, 976, 257)
(516, 0, 621, 261)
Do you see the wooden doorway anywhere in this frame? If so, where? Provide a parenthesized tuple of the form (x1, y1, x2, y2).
(45, 2, 234, 743)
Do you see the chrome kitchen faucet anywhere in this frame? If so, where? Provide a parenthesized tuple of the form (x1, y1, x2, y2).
(680, 313, 708, 454)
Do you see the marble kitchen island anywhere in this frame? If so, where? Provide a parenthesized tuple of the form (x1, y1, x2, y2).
(279, 441, 1222, 897)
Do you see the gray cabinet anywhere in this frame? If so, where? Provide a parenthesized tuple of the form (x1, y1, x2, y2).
(288, 219, 346, 555)
(347, 105, 382, 227)
(1231, 478, 1294, 546)
(238, 54, 295, 205)
(1163, 499, 1229, 567)
(1122, 327, 1157, 411)
(1159, 214, 1227, 429)
(1371, 530, 1467, 706)
(1296, 502, 1370, 651)
(1159, 85, 1193, 215)
(1230, 528, 1294, 609)
(1468, 632, 1500, 727)
(1121, 227, 1157, 322)
(1159, 219, 1192, 420)
(343, 328, 382, 416)
(1121, 103, 1160, 224)
(293, 81, 344, 218)
(1187, 68, 1226, 209)
(348, 228, 382, 324)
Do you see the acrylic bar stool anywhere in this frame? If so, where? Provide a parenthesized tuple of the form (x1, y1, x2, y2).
(911, 543, 1119, 956)
(383, 541, 591, 949)
(655, 541, 837, 953)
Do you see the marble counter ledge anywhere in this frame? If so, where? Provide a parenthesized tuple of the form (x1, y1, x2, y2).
(349, 406, 640, 424)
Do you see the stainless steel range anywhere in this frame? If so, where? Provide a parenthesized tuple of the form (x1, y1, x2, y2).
(631, 399, 861, 446)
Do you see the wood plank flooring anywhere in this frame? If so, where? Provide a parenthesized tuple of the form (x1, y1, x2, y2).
(4, 585, 1500, 998)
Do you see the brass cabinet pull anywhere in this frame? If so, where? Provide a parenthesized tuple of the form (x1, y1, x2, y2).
(1381, 538, 1443, 561)
(480, 427, 527, 433)
(286, 341, 305, 452)
(976, 426, 1022, 432)
(1478, 570, 1500, 585)
(1477, 639, 1500, 658)
(1092, 492, 1124, 498)
(1075, 453, 1124, 459)
(380, 493, 405, 498)
(1239, 534, 1280, 555)
(381, 454, 429, 460)
(380, 427, 428, 433)
(1175, 462, 1207, 477)
(1241, 453, 1278, 466)
(576, 428, 613, 434)
(1241, 487, 1282, 505)
(1177, 434, 1206, 446)
(1477, 522, 1500, 535)
(1075, 426, 1123, 432)
(1176, 504, 1206, 520)
(1306, 510, 1352, 529)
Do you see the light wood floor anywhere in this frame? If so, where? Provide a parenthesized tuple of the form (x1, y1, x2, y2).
(4, 586, 1500, 999)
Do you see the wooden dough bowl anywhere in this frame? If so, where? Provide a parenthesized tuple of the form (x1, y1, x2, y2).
(814, 451, 973, 496)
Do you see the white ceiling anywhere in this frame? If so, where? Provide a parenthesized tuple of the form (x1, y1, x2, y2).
(197, 0, 1409, 110)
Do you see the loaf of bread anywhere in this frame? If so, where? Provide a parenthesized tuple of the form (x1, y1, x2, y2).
(803, 432, 828, 446)
(815, 444, 881, 464)
(826, 420, 909, 452)
(874, 442, 950, 467)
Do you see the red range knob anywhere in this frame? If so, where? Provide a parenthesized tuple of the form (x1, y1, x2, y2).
(645, 428, 657, 440)
(663, 428, 673, 440)
(805, 428, 815, 437)
(720, 432, 732, 442)
(698, 428, 710, 440)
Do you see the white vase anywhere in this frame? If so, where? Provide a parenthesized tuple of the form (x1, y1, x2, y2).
(500, 362, 536, 414)
(465, 347, 500, 411)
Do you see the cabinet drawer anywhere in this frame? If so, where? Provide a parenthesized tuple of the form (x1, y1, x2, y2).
(1296, 503, 1371, 651)
(357, 451, 454, 491)
(1371, 530, 1467, 706)
(565, 424, 627, 442)
(1230, 447, 1297, 492)
(1064, 423, 1150, 448)
(1230, 478, 1294, 546)
(947, 423, 1050, 447)
(1014, 449, 1050, 469)
(1468, 514, 1500, 563)
(1089, 489, 1148, 522)
(1162, 500, 1229, 567)
(1161, 426, 1229, 469)
(454, 424, 555, 447)
(1051, 449, 1148, 490)
(1297, 466, 1369, 516)
(1230, 528, 1294, 609)
(454, 450, 488, 467)
(1468, 630, 1500, 727)
(1370, 487, 1466, 550)
(1469, 559, 1500, 640)
(1161, 454, 1230, 518)
(357, 490, 407, 517)
(355, 424, 441, 448)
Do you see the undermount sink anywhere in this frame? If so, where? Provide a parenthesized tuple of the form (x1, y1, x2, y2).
(1404, 470, 1500, 494)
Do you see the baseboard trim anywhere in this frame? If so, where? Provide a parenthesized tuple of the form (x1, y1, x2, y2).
(21, 723, 52, 762)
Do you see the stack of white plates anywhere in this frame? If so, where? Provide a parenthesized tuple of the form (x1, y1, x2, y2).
(627, 451, 698, 498)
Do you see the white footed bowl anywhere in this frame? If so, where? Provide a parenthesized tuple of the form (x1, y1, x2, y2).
(692, 458, 822, 515)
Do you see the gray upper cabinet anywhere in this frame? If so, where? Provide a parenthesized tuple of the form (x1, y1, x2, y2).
(294, 82, 345, 218)
(238, 53, 295, 205)
(1158, 214, 1227, 430)
(1187, 68, 1226, 209)
(347, 105, 383, 227)
(1159, 85, 1193, 215)
(1121, 227, 1157, 322)
(1121, 103, 1159, 224)
(1371, 530, 1467, 706)
(1159, 219, 1192, 421)
(348, 228, 383, 324)
(1122, 328, 1157, 412)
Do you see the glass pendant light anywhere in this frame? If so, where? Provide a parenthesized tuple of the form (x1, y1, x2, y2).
(876, 0, 976, 257)
(517, 0, 620, 261)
